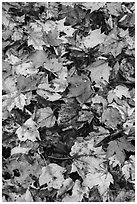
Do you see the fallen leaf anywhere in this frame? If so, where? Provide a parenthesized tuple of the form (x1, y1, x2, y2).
(57, 178, 74, 197)
(99, 29, 125, 57)
(78, 110, 94, 123)
(83, 172, 113, 196)
(87, 61, 111, 84)
(11, 145, 31, 155)
(82, 29, 106, 48)
(106, 137, 135, 164)
(114, 85, 131, 99)
(39, 164, 66, 189)
(37, 89, 62, 101)
(7, 154, 42, 188)
(11, 29, 23, 41)
(25, 189, 34, 202)
(3, 75, 17, 93)
(28, 22, 46, 50)
(56, 17, 75, 37)
(16, 118, 40, 142)
(44, 58, 62, 73)
(102, 107, 123, 129)
(82, 2, 106, 11)
(36, 107, 56, 128)
(29, 50, 49, 68)
(14, 62, 38, 76)
(62, 180, 88, 202)
(5, 53, 21, 65)
(107, 2, 122, 16)
(122, 155, 135, 182)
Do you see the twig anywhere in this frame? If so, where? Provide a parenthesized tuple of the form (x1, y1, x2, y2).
(48, 155, 72, 160)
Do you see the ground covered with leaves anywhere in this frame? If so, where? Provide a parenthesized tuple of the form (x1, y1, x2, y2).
(2, 2, 135, 202)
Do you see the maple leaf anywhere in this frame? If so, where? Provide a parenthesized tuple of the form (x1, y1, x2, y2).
(37, 19, 56, 33)
(83, 172, 113, 197)
(86, 61, 111, 84)
(70, 138, 106, 180)
(56, 17, 75, 37)
(82, 29, 106, 48)
(7, 154, 42, 188)
(45, 29, 62, 46)
(2, 92, 31, 116)
(36, 107, 56, 128)
(39, 164, 66, 189)
(67, 75, 92, 104)
(28, 22, 46, 50)
(106, 137, 135, 164)
(16, 118, 40, 142)
(29, 50, 48, 68)
(108, 155, 121, 168)
(110, 101, 134, 120)
(99, 27, 125, 57)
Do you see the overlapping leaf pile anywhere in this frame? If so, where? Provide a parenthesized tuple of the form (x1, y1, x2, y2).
(2, 2, 135, 202)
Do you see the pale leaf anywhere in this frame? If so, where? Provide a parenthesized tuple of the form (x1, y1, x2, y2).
(14, 62, 38, 76)
(83, 172, 113, 195)
(114, 85, 131, 99)
(16, 118, 40, 142)
(56, 17, 75, 37)
(11, 146, 31, 156)
(25, 189, 33, 202)
(57, 178, 74, 197)
(5, 53, 21, 65)
(37, 89, 62, 101)
(82, 2, 106, 11)
(107, 2, 122, 16)
(3, 75, 17, 93)
(39, 164, 66, 189)
(87, 61, 111, 84)
(83, 29, 106, 48)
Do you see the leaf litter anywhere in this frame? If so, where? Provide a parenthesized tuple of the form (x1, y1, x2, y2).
(2, 2, 135, 202)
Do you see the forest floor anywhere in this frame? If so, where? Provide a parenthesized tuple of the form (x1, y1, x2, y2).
(2, 2, 135, 202)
